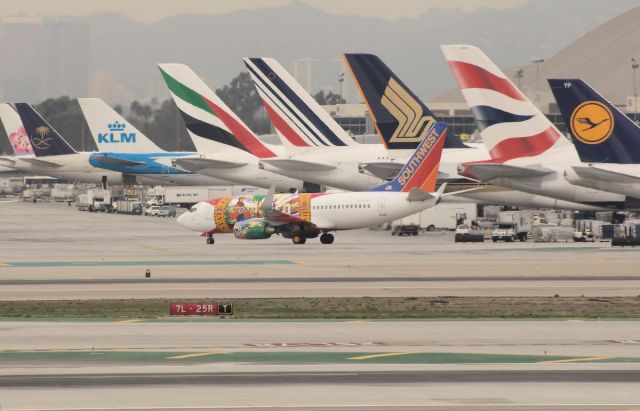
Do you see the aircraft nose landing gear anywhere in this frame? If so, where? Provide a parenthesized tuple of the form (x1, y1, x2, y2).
(206, 233, 214, 245)
(320, 233, 334, 244)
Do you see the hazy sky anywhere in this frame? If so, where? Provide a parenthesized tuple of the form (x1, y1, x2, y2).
(1, 0, 527, 22)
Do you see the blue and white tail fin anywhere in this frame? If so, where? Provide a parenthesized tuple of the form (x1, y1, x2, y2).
(0, 103, 34, 158)
(14, 103, 76, 157)
(441, 45, 575, 163)
(549, 79, 640, 164)
(343, 53, 443, 150)
(77, 98, 164, 153)
(243, 57, 357, 151)
(369, 122, 447, 193)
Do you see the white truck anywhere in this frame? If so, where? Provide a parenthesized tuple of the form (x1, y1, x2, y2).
(491, 211, 531, 242)
(114, 199, 143, 215)
(77, 189, 112, 212)
(148, 186, 233, 208)
(391, 203, 477, 234)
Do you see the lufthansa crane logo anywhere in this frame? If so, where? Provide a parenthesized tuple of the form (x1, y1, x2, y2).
(381, 78, 435, 144)
(31, 126, 52, 150)
(570, 101, 614, 145)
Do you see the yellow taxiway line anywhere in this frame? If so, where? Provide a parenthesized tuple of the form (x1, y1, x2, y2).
(167, 351, 222, 360)
(541, 356, 614, 364)
(348, 352, 411, 361)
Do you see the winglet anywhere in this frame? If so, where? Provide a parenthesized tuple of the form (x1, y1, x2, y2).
(261, 183, 276, 211)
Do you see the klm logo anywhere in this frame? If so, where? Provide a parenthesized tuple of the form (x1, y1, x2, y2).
(98, 121, 136, 144)
(382, 78, 435, 144)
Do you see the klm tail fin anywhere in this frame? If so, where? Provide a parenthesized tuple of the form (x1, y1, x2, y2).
(158, 63, 276, 158)
(14, 103, 76, 157)
(0, 103, 34, 157)
(243, 57, 356, 149)
(369, 121, 447, 192)
(549, 79, 640, 164)
(343, 53, 446, 150)
(77, 98, 164, 153)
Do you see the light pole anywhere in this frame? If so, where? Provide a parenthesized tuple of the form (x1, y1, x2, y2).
(338, 72, 345, 103)
(514, 68, 524, 91)
(531, 58, 545, 107)
(631, 57, 639, 99)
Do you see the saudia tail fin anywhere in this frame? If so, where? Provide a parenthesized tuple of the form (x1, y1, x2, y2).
(77, 98, 164, 153)
(158, 63, 276, 158)
(549, 79, 640, 164)
(0, 103, 34, 157)
(14, 103, 76, 157)
(243, 57, 357, 149)
(343, 53, 451, 150)
(369, 121, 447, 192)
(441, 45, 573, 162)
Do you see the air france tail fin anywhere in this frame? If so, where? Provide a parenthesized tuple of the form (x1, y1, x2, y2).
(243, 57, 356, 150)
(0, 103, 34, 157)
(158, 63, 276, 158)
(77, 98, 164, 153)
(14, 103, 76, 157)
(343, 53, 444, 150)
(548, 79, 640, 164)
(441, 45, 573, 162)
(369, 121, 447, 193)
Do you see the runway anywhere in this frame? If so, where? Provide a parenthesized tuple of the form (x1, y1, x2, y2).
(2, 201, 640, 300)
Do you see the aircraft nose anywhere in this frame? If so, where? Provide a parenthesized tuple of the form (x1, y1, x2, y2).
(176, 202, 216, 233)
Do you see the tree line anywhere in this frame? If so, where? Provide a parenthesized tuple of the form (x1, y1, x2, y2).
(0, 72, 345, 155)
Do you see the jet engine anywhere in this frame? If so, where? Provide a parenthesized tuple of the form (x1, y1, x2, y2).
(233, 219, 276, 240)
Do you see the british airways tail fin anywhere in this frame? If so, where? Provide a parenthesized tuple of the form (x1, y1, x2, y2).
(0, 103, 34, 157)
(549, 79, 640, 164)
(343, 53, 449, 150)
(243, 57, 356, 149)
(441, 45, 573, 163)
(14, 103, 76, 157)
(78, 98, 164, 153)
(158, 63, 276, 158)
(369, 121, 447, 193)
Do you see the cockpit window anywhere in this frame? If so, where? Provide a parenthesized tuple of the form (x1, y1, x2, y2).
(189, 205, 198, 213)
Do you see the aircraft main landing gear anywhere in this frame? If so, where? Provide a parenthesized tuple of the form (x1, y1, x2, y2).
(320, 233, 334, 244)
(292, 233, 307, 245)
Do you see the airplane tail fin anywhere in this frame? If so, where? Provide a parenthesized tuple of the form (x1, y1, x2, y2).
(158, 63, 276, 158)
(77, 98, 164, 153)
(0, 103, 34, 157)
(14, 103, 77, 157)
(343, 53, 442, 150)
(243, 57, 357, 149)
(441, 45, 572, 162)
(548, 79, 640, 164)
(369, 121, 447, 193)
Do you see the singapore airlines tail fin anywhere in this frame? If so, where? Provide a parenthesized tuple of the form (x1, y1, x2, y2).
(549, 79, 640, 164)
(14, 103, 77, 157)
(78, 98, 164, 153)
(369, 121, 446, 193)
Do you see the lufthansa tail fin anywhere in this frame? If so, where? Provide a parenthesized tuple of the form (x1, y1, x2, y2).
(158, 63, 276, 158)
(548, 79, 640, 164)
(369, 121, 447, 193)
(0, 103, 34, 157)
(243, 57, 357, 149)
(344, 53, 464, 150)
(14, 103, 77, 157)
(78, 98, 164, 153)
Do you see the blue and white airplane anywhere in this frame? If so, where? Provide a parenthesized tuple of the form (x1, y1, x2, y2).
(549, 78, 640, 200)
(77, 98, 233, 186)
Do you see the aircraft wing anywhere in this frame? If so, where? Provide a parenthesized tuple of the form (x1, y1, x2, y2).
(92, 155, 146, 168)
(0, 157, 16, 168)
(259, 184, 315, 228)
(571, 165, 640, 184)
(20, 158, 64, 168)
(174, 157, 247, 171)
(260, 158, 337, 172)
(463, 163, 554, 181)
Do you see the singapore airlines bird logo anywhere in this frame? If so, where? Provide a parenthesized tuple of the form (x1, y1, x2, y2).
(31, 126, 52, 150)
(381, 78, 435, 144)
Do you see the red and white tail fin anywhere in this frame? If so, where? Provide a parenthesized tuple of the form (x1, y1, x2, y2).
(441, 45, 575, 163)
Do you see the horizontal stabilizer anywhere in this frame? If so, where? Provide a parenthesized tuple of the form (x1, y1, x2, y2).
(0, 157, 16, 168)
(260, 158, 337, 172)
(464, 163, 553, 181)
(359, 162, 404, 180)
(20, 157, 63, 168)
(175, 157, 246, 171)
(406, 188, 434, 202)
(571, 165, 640, 184)
(91, 155, 146, 168)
